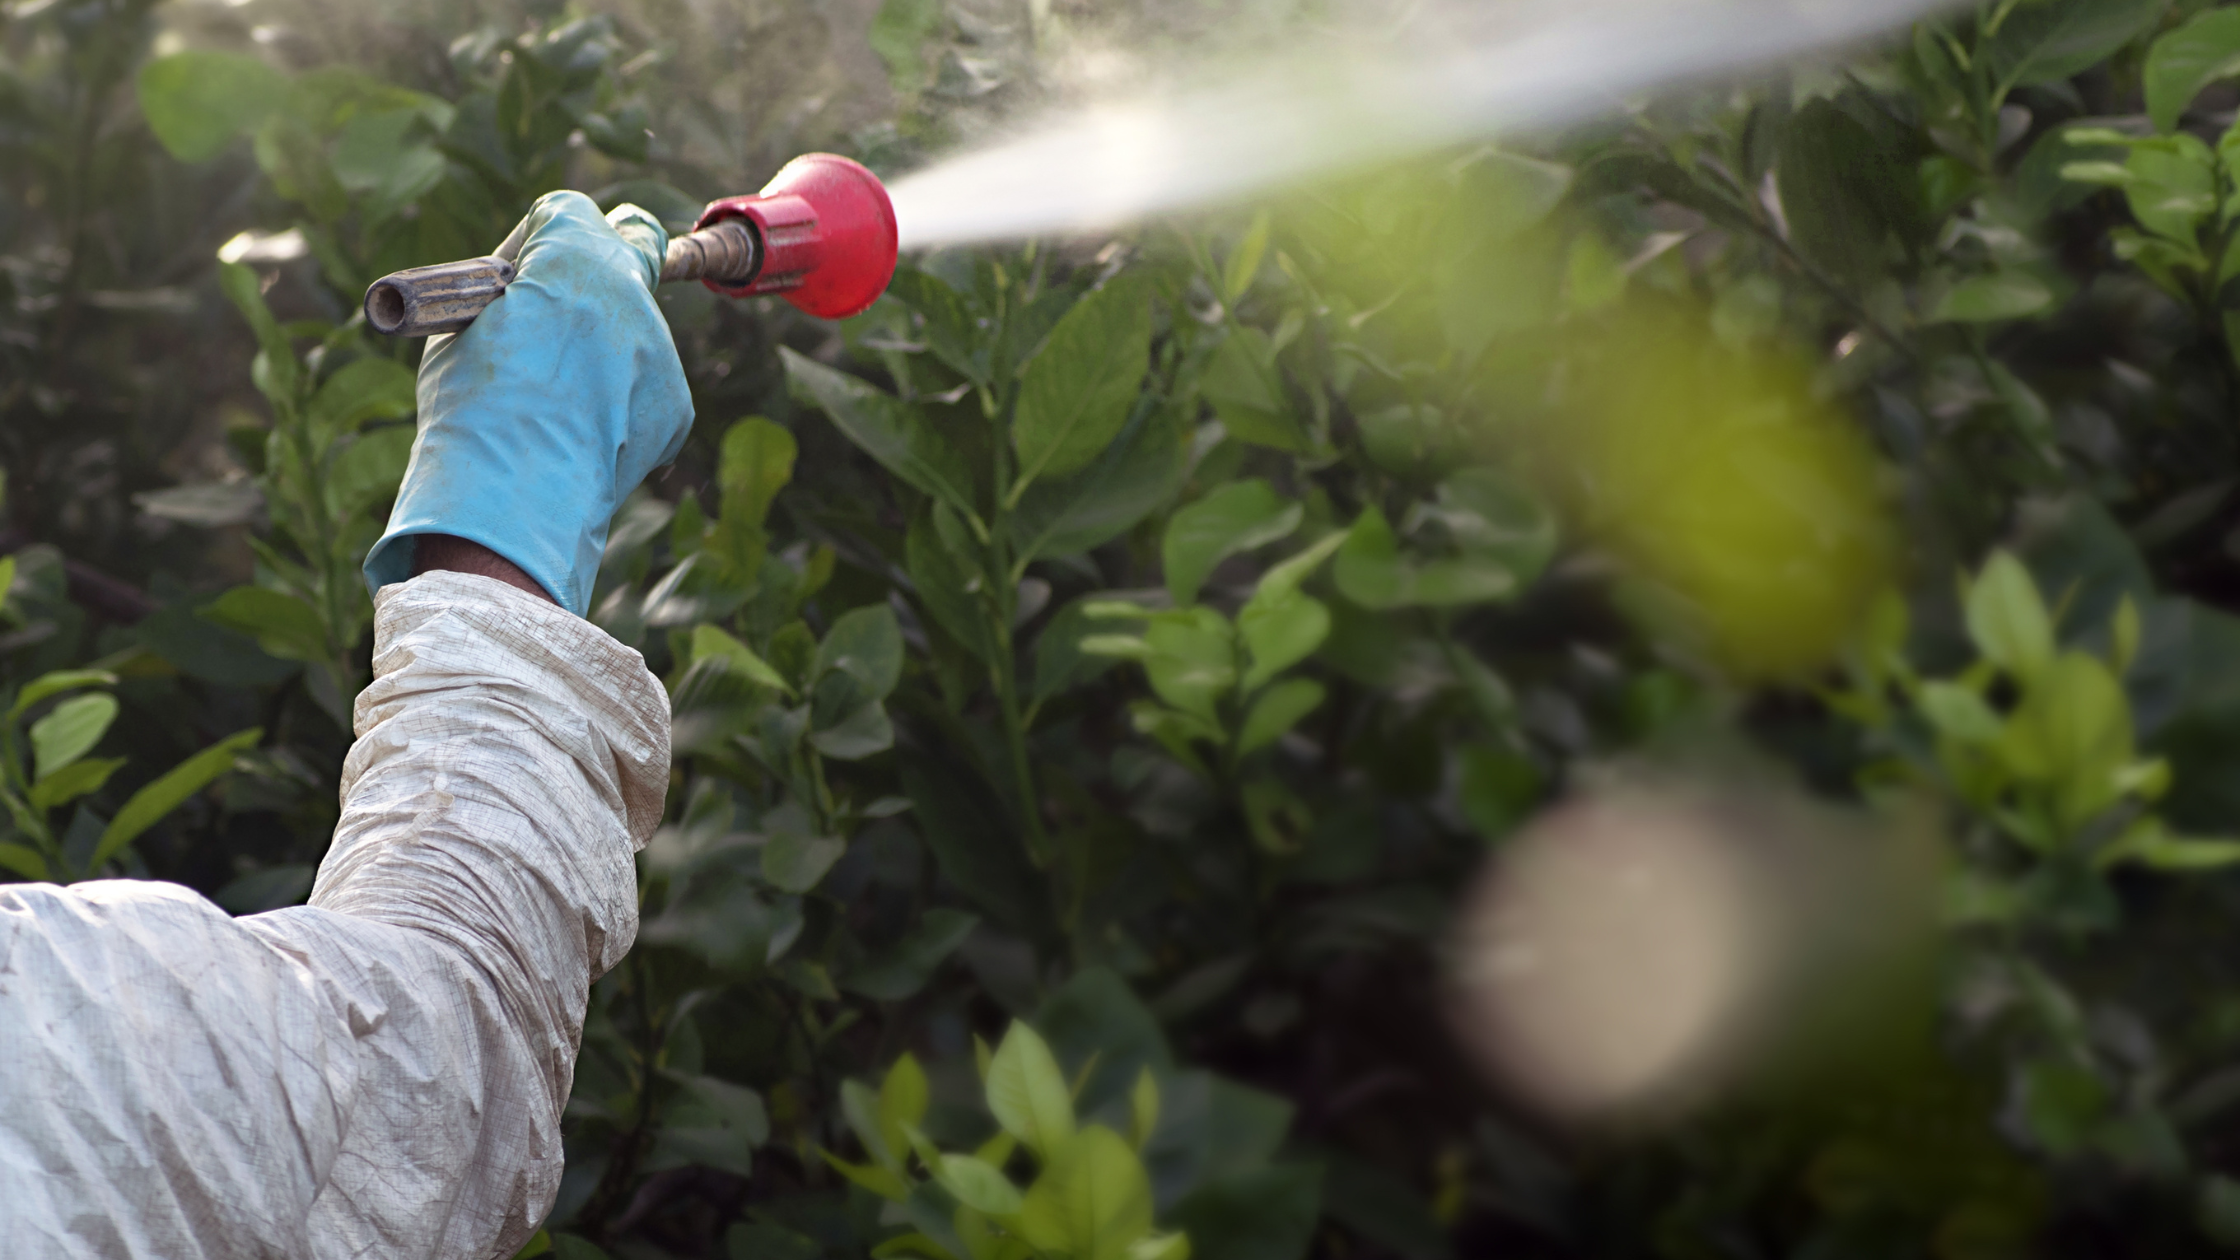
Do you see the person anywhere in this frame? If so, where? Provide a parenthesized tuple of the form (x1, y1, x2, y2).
(0, 191, 694, 1259)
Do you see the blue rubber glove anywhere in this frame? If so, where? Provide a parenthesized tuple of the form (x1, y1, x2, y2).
(364, 190, 694, 616)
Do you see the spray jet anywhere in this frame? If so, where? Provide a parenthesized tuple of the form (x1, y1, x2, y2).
(362, 153, 899, 337)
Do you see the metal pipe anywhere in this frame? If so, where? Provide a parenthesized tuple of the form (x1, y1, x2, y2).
(364, 219, 762, 338)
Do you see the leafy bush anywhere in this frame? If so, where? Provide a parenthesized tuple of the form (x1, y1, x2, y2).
(32, 0, 2240, 1256)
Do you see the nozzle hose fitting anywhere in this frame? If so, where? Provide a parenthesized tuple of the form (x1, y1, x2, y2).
(658, 219, 759, 286)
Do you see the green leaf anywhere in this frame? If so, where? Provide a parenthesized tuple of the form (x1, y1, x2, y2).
(910, 1179, 976, 1260)
(1239, 679, 1325, 754)
(2116, 137, 2219, 244)
(908, 505, 998, 667)
(137, 51, 290, 163)
(1920, 680, 2006, 744)
(305, 358, 416, 438)
(1989, 0, 2164, 89)
(254, 113, 348, 226)
(9, 669, 118, 721)
(935, 1155, 1024, 1216)
(719, 416, 797, 532)
(1777, 98, 1915, 284)
(844, 1077, 900, 1168)
(815, 605, 905, 700)
(1407, 559, 1518, 610)
(899, 749, 1046, 935)
(331, 108, 446, 217)
(1035, 968, 1176, 1116)
(1253, 531, 1350, 607)
(886, 269, 985, 381)
(807, 702, 895, 760)
(2111, 595, 2141, 675)
(869, 0, 945, 95)
(1129, 1069, 1160, 1151)
(0, 844, 47, 881)
(670, 1072, 772, 1147)
(880, 1052, 930, 1161)
(1236, 533, 1346, 691)
(644, 552, 759, 632)
(1237, 588, 1329, 694)
(28, 757, 125, 812)
(2001, 652, 2133, 830)
(1170, 1164, 1322, 1260)
(1966, 551, 2056, 680)
(1033, 599, 1128, 705)
(2201, 1175, 2240, 1248)
(1932, 272, 2055, 323)
(1334, 506, 1516, 610)
(2147, 8, 2240, 132)
(761, 832, 846, 893)
(1469, 149, 1578, 239)
(649, 1126, 758, 1181)
(865, 1232, 953, 1260)
(328, 426, 415, 518)
(32, 694, 118, 782)
(217, 262, 299, 408)
(1200, 327, 1308, 453)
(1012, 275, 1153, 489)
(1224, 211, 1273, 303)
(90, 728, 261, 871)
(1434, 468, 1559, 583)
(1163, 480, 1301, 606)
(1017, 1125, 1155, 1260)
(727, 1221, 823, 1260)
(2058, 159, 2138, 187)
(691, 625, 794, 695)
(1142, 609, 1238, 724)
(2020, 1057, 2107, 1154)
(1128, 1234, 1191, 1260)
(200, 586, 329, 662)
(1458, 743, 1540, 837)
(1010, 403, 1188, 561)
(843, 907, 981, 1000)
(986, 1020, 1076, 1157)
(2105, 821, 2240, 872)
(783, 348, 978, 519)
(824, 1149, 912, 1200)
(1004, 284, 1085, 380)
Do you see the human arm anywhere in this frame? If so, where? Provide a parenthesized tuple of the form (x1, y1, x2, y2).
(0, 572, 667, 1257)
(413, 533, 558, 604)
(0, 191, 693, 1258)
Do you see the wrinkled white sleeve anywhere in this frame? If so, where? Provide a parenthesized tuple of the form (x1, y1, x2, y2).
(0, 571, 669, 1260)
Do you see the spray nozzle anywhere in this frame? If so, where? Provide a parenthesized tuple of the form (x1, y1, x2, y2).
(693, 153, 898, 320)
(361, 153, 896, 337)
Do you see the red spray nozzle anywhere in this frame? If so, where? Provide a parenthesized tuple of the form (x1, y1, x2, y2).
(694, 153, 898, 320)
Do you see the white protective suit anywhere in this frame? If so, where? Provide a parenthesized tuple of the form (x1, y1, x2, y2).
(0, 570, 668, 1259)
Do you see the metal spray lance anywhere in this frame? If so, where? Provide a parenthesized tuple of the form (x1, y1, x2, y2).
(362, 153, 899, 337)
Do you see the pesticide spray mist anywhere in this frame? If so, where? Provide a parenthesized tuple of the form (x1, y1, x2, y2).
(888, 0, 1952, 250)
(881, 0, 1963, 1120)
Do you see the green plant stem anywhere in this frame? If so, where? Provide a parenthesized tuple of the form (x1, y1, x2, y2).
(990, 614, 1050, 869)
(985, 280, 1052, 872)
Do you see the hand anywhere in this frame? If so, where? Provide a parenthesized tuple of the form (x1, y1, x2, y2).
(364, 190, 695, 615)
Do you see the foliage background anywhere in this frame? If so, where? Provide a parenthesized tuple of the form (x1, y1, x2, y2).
(23, 0, 2240, 1256)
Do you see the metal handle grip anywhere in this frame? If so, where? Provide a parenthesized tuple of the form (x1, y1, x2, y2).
(363, 219, 762, 337)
